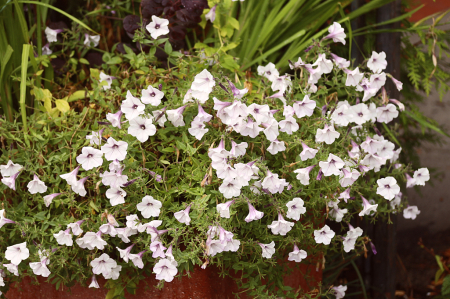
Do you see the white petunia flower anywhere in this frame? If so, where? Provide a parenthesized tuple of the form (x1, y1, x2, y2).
(29, 260, 51, 277)
(128, 116, 157, 143)
(293, 165, 315, 185)
(150, 241, 167, 259)
(44, 27, 61, 43)
(286, 197, 306, 221)
(293, 95, 316, 118)
(167, 105, 187, 127)
(333, 285, 348, 299)
(261, 170, 289, 194)
(106, 110, 123, 128)
(146, 16, 170, 39)
(267, 139, 286, 155)
(104, 265, 122, 280)
(84, 34, 100, 47)
(344, 67, 364, 87)
(403, 206, 420, 220)
(101, 137, 128, 161)
(316, 124, 340, 144)
(5, 242, 29, 265)
(376, 104, 398, 123)
(376, 176, 400, 200)
(106, 187, 127, 206)
(324, 22, 346, 45)
(258, 241, 276, 259)
(117, 244, 134, 262)
(216, 200, 235, 218)
(67, 220, 84, 236)
(288, 244, 307, 262)
(153, 258, 178, 282)
(99, 72, 114, 90)
(319, 153, 345, 176)
(330, 53, 350, 69)
(129, 251, 146, 269)
(27, 174, 48, 194)
(191, 69, 215, 93)
(413, 168, 430, 186)
(300, 142, 318, 161)
(90, 253, 117, 277)
(313, 54, 333, 74)
(121, 91, 145, 120)
(4, 263, 18, 276)
(0, 160, 23, 177)
(314, 225, 335, 245)
(188, 120, 209, 140)
(219, 179, 242, 199)
(137, 195, 162, 218)
(257, 63, 279, 82)
(245, 202, 264, 223)
(76, 147, 103, 170)
(267, 213, 294, 236)
(328, 201, 348, 222)
(141, 85, 164, 106)
(367, 51, 387, 73)
(350, 103, 371, 125)
(53, 229, 73, 246)
(174, 205, 191, 225)
(339, 168, 360, 187)
(89, 275, 100, 288)
(359, 196, 378, 216)
(1, 171, 20, 190)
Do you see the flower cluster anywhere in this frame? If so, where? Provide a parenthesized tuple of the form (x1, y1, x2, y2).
(0, 20, 428, 297)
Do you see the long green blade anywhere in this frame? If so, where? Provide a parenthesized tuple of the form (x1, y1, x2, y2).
(20, 44, 31, 146)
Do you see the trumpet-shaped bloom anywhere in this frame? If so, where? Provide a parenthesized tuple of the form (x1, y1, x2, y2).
(153, 258, 178, 282)
(60, 166, 80, 185)
(106, 187, 127, 206)
(188, 120, 209, 140)
(314, 225, 335, 245)
(128, 116, 157, 142)
(150, 241, 167, 258)
(153, 109, 167, 127)
(293, 95, 316, 118)
(376, 177, 400, 200)
(29, 260, 51, 277)
(313, 54, 333, 74)
(0, 160, 23, 177)
(53, 229, 73, 246)
(319, 154, 345, 176)
(174, 205, 191, 225)
(99, 72, 114, 90)
(330, 53, 350, 69)
(167, 105, 187, 127)
(324, 22, 346, 45)
(117, 244, 134, 262)
(267, 139, 286, 155)
(89, 275, 100, 288)
(205, 5, 217, 22)
(369, 72, 386, 91)
(316, 124, 340, 144)
(258, 241, 276, 259)
(121, 91, 145, 120)
(76, 147, 103, 170)
(328, 201, 348, 222)
(413, 168, 429, 186)
(191, 69, 215, 93)
(350, 103, 371, 125)
(288, 244, 307, 262)
(293, 165, 315, 185)
(286, 197, 306, 221)
(146, 16, 170, 39)
(101, 137, 128, 161)
(4, 263, 18, 276)
(216, 200, 235, 218)
(90, 253, 117, 277)
(262, 170, 289, 194)
(101, 169, 128, 188)
(141, 85, 164, 106)
(339, 168, 360, 187)
(403, 206, 420, 220)
(67, 220, 84, 235)
(86, 129, 104, 146)
(359, 196, 378, 216)
(376, 104, 398, 123)
(194, 104, 213, 123)
(137, 196, 162, 218)
(45, 27, 61, 43)
(344, 67, 364, 87)
(230, 141, 248, 157)
(71, 177, 89, 197)
(1, 171, 20, 190)
(106, 110, 124, 128)
(245, 202, 264, 223)
(104, 265, 122, 280)
(257, 63, 279, 82)
(219, 179, 242, 199)
(300, 143, 318, 161)
(129, 251, 146, 269)
(367, 51, 387, 73)
(5, 242, 29, 265)
(333, 285, 348, 299)
(27, 174, 48, 194)
(267, 213, 294, 236)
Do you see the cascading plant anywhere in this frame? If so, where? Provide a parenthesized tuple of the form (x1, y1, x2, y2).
(0, 19, 428, 298)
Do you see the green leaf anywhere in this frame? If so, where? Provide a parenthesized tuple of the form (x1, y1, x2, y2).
(16, 0, 98, 34)
(89, 201, 99, 213)
(164, 42, 173, 54)
(79, 58, 89, 64)
(55, 99, 70, 113)
(443, 275, 450, 295)
(106, 56, 122, 65)
(228, 17, 240, 30)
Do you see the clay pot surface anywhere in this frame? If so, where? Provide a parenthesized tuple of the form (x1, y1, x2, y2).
(5, 262, 321, 299)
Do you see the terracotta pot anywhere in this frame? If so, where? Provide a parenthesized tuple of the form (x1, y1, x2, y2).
(5, 261, 322, 299)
